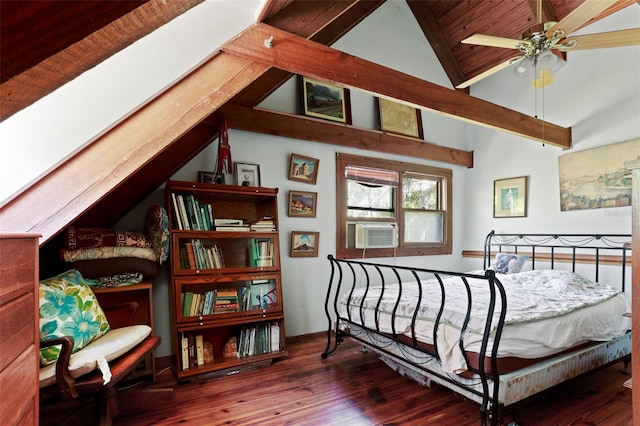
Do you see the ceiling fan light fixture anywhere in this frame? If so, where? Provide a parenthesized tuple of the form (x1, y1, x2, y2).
(537, 50, 558, 69)
(513, 57, 533, 78)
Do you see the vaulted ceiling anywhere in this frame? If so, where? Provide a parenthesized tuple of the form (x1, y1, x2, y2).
(2, 0, 635, 121)
(0, 0, 637, 246)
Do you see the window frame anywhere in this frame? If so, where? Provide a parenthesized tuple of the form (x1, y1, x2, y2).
(336, 153, 452, 259)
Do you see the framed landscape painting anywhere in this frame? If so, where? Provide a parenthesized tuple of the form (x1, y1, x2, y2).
(288, 153, 319, 184)
(301, 76, 351, 124)
(558, 139, 637, 211)
(290, 231, 319, 257)
(288, 191, 317, 217)
(377, 98, 423, 139)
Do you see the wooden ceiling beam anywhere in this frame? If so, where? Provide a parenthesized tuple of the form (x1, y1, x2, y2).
(222, 23, 572, 148)
(220, 104, 473, 168)
(406, 0, 467, 90)
(0, 0, 203, 122)
(232, 0, 384, 107)
(0, 53, 269, 244)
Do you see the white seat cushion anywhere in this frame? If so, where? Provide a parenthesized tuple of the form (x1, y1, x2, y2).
(39, 324, 151, 388)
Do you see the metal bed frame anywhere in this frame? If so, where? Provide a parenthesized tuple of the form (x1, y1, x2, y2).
(321, 231, 632, 425)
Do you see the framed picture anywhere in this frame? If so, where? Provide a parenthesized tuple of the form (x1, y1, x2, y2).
(288, 190, 317, 218)
(377, 98, 423, 139)
(288, 153, 319, 184)
(290, 231, 319, 257)
(198, 171, 216, 184)
(558, 139, 637, 211)
(301, 76, 351, 124)
(494, 176, 527, 218)
(234, 162, 261, 187)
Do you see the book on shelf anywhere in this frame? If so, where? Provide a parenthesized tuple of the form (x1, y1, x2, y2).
(215, 225, 250, 232)
(195, 334, 205, 366)
(250, 238, 274, 267)
(181, 334, 189, 370)
(214, 287, 239, 313)
(250, 218, 276, 232)
(237, 322, 280, 358)
(214, 218, 244, 226)
(170, 192, 214, 231)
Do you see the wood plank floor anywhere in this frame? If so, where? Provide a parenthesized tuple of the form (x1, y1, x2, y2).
(50, 333, 633, 425)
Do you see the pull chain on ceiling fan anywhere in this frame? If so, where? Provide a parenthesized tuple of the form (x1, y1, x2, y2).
(457, 0, 640, 89)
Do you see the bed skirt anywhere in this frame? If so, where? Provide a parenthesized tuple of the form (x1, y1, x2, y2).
(345, 322, 631, 407)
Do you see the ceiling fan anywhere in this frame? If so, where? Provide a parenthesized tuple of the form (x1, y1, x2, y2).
(456, 0, 640, 89)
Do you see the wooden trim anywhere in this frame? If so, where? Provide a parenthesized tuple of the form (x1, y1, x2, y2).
(462, 250, 632, 266)
(222, 23, 572, 148)
(221, 105, 473, 167)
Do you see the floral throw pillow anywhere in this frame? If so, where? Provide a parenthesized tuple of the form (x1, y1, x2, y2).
(39, 270, 110, 366)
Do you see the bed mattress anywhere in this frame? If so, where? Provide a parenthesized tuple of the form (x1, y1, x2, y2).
(339, 269, 630, 373)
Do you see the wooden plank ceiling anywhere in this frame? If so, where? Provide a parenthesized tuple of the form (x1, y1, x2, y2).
(0, 0, 633, 247)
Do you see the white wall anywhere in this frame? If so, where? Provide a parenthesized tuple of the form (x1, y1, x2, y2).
(459, 6, 640, 271)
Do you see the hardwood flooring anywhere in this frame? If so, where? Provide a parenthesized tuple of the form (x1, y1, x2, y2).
(46, 333, 633, 425)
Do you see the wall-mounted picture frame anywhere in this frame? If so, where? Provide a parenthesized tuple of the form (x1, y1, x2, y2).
(494, 176, 527, 218)
(290, 231, 319, 257)
(198, 171, 216, 184)
(301, 76, 351, 124)
(288, 190, 317, 218)
(234, 162, 261, 187)
(288, 153, 319, 184)
(377, 97, 424, 139)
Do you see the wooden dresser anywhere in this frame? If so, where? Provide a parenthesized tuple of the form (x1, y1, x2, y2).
(0, 234, 40, 425)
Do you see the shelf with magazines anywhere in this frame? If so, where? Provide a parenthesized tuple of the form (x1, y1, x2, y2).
(166, 180, 287, 380)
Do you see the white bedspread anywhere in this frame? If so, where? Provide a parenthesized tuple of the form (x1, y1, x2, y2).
(340, 269, 630, 373)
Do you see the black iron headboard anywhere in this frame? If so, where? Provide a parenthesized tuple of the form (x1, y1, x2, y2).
(483, 230, 632, 291)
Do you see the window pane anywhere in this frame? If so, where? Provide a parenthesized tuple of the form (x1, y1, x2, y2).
(402, 176, 438, 210)
(347, 181, 395, 218)
(404, 211, 443, 243)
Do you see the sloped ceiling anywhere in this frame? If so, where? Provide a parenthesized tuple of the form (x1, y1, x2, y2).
(2, 0, 634, 121)
(0, 0, 636, 247)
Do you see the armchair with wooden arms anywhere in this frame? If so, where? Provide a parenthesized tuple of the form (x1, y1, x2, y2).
(37, 271, 162, 426)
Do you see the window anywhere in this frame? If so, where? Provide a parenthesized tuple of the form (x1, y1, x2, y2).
(336, 153, 452, 258)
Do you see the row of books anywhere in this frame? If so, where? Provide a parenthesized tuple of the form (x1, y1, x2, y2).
(180, 333, 214, 370)
(250, 238, 274, 267)
(237, 322, 281, 358)
(181, 281, 277, 317)
(179, 240, 225, 270)
(171, 192, 215, 231)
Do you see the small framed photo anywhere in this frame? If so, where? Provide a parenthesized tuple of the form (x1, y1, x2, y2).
(288, 190, 317, 218)
(377, 98, 423, 139)
(288, 153, 319, 184)
(301, 76, 351, 124)
(235, 162, 261, 187)
(198, 171, 216, 184)
(494, 176, 527, 218)
(290, 231, 319, 257)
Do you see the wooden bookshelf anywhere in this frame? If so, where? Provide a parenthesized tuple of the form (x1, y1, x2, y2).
(166, 180, 287, 380)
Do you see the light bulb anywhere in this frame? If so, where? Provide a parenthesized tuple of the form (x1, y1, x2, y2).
(537, 50, 558, 70)
(513, 57, 531, 78)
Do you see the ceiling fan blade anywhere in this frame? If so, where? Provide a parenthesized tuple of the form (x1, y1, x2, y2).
(461, 34, 527, 49)
(456, 56, 522, 89)
(558, 28, 640, 50)
(546, 0, 618, 38)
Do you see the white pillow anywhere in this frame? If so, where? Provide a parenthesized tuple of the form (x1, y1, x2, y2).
(490, 253, 528, 274)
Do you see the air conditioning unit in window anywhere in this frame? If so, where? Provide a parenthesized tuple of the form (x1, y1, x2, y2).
(355, 223, 398, 249)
